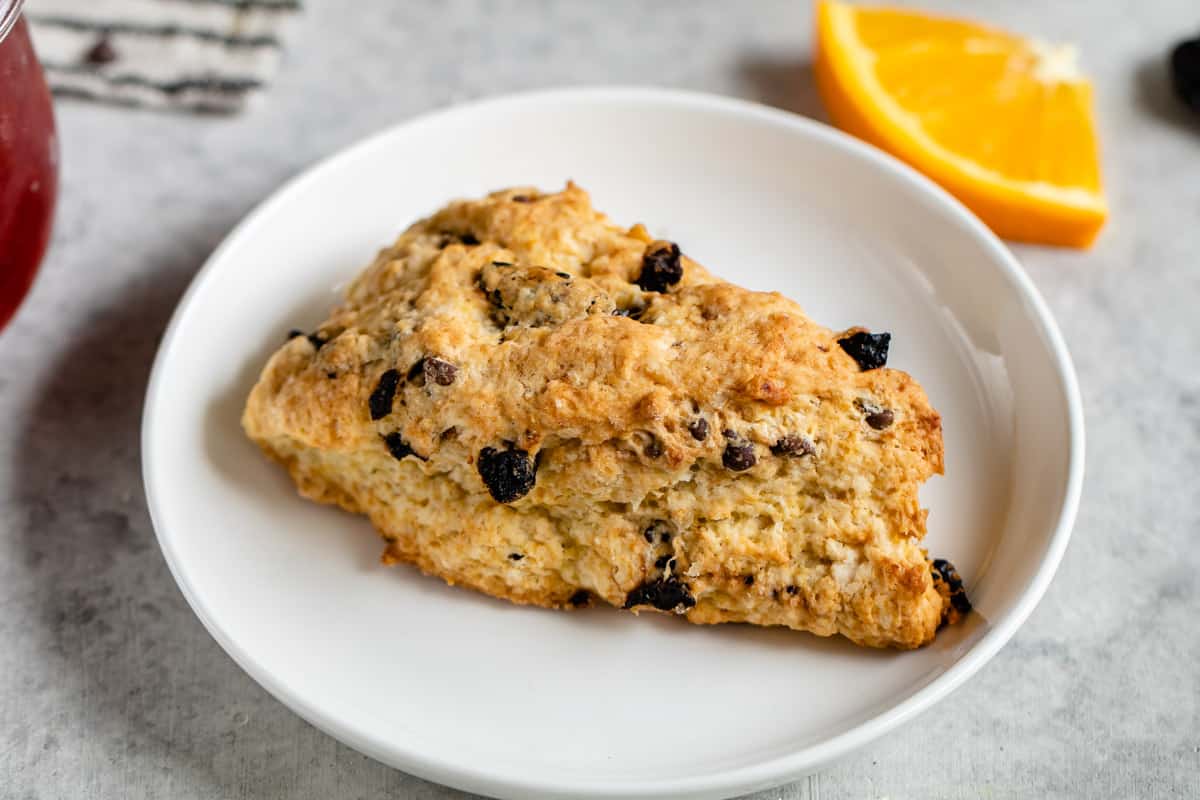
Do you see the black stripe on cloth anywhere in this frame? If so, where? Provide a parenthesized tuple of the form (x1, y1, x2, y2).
(167, 0, 300, 9)
(51, 85, 241, 113)
(43, 64, 263, 96)
(27, 15, 281, 48)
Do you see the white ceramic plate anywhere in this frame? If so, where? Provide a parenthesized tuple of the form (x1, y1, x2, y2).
(143, 88, 1083, 800)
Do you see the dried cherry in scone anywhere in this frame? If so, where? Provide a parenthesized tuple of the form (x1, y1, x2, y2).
(771, 434, 814, 457)
(636, 240, 683, 293)
(477, 446, 537, 503)
(932, 558, 971, 615)
(423, 357, 458, 386)
(368, 369, 401, 420)
(838, 331, 890, 371)
(865, 409, 895, 430)
(382, 432, 420, 461)
(624, 578, 695, 611)
(721, 430, 757, 471)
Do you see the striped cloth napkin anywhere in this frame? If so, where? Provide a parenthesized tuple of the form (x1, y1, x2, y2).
(27, 0, 301, 113)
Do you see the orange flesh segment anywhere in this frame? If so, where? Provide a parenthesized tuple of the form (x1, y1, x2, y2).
(815, 1, 1106, 247)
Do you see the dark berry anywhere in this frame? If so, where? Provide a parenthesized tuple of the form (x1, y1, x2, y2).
(643, 435, 663, 458)
(771, 434, 814, 457)
(636, 241, 683, 293)
(508, 553, 524, 561)
(644, 520, 673, 544)
(477, 446, 537, 503)
(721, 430, 756, 471)
(382, 432, 421, 461)
(568, 589, 590, 606)
(743, 575, 755, 586)
(838, 331, 890, 371)
(1170, 38, 1200, 112)
(932, 558, 971, 615)
(326, 371, 337, 380)
(624, 578, 695, 611)
(932, 559, 962, 589)
(368, 369, 400, 420)
(84, 36, 118, 66)
(287, 329, 304, 340)
(865, 409, 894, 430)
(423, 357, 458, 386)
(654, 554, 672, 570)
(785, 585, 798, 595)
(460, 232, 480, 246)
(687, 417, 709, 441)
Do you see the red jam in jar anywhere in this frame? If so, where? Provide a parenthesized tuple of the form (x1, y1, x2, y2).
(0, 1, 58, 331)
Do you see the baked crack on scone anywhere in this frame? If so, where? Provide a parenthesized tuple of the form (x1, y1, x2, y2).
(243, 183, 969, 649)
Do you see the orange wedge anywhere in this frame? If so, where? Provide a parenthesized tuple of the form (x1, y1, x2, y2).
(815, 1, 1106, 247)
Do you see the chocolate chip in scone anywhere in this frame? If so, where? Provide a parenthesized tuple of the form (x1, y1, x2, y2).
(460, 232, 480, 246)
(382, 432, 421, 461)
(492, 260, 513, 267)
(785, 585, 798, 595)
(568, 589, 591, 606)
(508, 553, 524, 561)
(636, 241, 683, 293)
(555, 271, 572, 280)
(477, 446, 537, 503)
(654, 554, 672, 570)
(287, 329, 305, 341)
(368, 369, 401, 420)
(326, 371, 337, 380)
(688, 417, 709, 441)
(423, 357, 458, 386)
(865, 409, 894, 430)
(624, 577, 696, 611)
(771, 434, 814, 457)
(307, 332, 328, 350)
(838, 331, 891, 371)
(743, 575, 755, 586)
(512, 194, 533, 203)
(721, 430, 757, 471)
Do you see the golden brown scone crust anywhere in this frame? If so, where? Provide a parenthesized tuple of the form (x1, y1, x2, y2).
(243, 183, 952, 649)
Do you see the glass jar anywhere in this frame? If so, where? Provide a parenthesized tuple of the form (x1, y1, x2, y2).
(0, 0, 57, 331)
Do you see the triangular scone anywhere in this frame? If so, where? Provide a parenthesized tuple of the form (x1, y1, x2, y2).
(243, 183, 967, 649)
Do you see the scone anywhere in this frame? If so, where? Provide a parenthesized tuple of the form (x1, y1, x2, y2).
(242, 183, 969, 649)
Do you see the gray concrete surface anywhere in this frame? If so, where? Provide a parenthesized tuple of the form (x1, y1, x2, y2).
(2, 1, 1198, 798)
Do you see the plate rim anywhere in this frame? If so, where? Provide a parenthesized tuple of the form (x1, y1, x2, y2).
(141, 86, 1084, 799)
